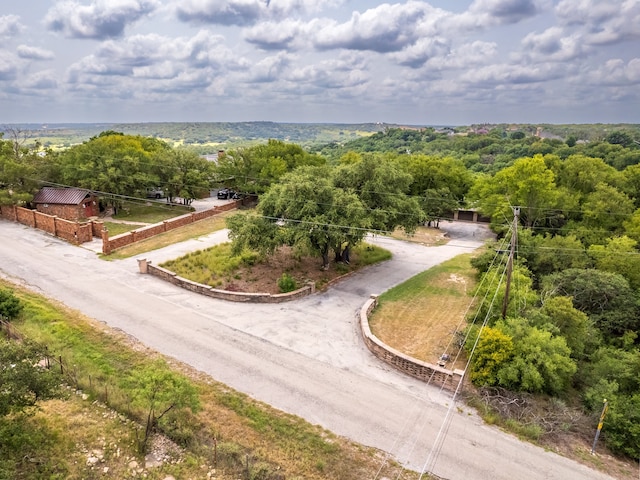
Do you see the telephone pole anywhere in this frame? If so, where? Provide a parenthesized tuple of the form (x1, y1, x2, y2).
(501, 206, 520, 320)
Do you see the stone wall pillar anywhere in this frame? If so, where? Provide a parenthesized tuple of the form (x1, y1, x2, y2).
(101, 228, 111, 255)
(137, 258, 149, 274)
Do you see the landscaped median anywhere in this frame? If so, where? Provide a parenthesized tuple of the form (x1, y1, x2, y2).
(138, 258, 317, 303)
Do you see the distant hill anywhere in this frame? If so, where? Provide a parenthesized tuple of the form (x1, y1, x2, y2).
(2, 122, 637, 153)
(1, 122, 434, 152)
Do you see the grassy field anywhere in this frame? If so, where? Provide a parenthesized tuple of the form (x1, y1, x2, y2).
(1, 279, 421, 480)
(369, 254, 478, 371)
(112, 200, 193, 224)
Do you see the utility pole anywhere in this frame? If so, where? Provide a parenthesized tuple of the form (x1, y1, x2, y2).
(501, 206, 520, 320)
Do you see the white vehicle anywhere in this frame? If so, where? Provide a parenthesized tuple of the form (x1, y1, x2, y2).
(146, 187, 164, 199)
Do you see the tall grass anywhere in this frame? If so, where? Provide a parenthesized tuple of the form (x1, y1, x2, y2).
(161, 244, 259, 286)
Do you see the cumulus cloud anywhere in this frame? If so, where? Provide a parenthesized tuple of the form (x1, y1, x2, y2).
(314, 1, 431, 53)
(460, 62, 565, 86)
(17, 45, 56, 61)
(469, 0, 541, 23)
(174, 0, 343, 26)
(520, 27, 585, 62)
(586, 58, 640, 86)
(392, 37, 451, 68)
(65, 29, 251, 98)
(244, 19, 306, 50)
(246, 52, 292, 83)
(454, 0, 545, 31)
(556, 0, 640, 45)
(426, 40, 498, 69)
(287, 54, 369, 92)
(45, 0, 160, 39)
(0, 14, 24, 38)
(22, 70, 58, 89)
(175, 0, 267, 26)
(0, 51, 20, 81)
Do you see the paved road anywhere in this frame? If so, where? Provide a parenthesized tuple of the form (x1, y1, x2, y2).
(0, 219, 613, 480)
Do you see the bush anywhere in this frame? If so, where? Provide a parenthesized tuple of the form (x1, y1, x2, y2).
(277, 273, 297, 293)
(0, 288, 22, 320)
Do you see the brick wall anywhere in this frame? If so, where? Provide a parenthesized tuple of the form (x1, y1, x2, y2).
(102, 198, 246, 255)
(36, 203, 82, 221)
(359, 295, 464, 392)
(1, 205, 100, 245)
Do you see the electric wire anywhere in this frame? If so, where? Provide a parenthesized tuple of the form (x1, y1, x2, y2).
(419, 254, 510, 478)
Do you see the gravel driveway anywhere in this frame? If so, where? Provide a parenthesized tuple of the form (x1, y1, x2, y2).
(0, 219, 614, 480)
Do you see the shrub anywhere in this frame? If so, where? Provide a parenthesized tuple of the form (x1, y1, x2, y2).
(277, 273, 297, 293)
(0, 289, 22, 320)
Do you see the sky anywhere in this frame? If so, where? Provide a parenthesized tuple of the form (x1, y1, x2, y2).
(1, 0, 639, 125)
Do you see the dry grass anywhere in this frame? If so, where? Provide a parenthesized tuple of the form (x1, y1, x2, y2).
(369, 254, 477, 371)
(390, 225, 449, 245)
(103, 211, 233, 260)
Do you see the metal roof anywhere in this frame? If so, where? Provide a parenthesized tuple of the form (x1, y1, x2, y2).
(32, 187, 92, 205)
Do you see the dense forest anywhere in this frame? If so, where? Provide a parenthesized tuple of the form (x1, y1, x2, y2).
(2, 123, 640, 462)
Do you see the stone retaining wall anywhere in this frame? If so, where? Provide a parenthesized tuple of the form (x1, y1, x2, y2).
(139, 259, 315, 303)
(359, 295, 465, 391)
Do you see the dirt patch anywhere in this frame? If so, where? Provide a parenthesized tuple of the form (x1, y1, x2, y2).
(219, 246, 360, 294)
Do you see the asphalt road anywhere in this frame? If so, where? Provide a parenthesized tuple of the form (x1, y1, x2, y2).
(0, 219, 614, 480)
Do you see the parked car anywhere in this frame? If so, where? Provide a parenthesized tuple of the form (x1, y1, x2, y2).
(146, 187, 164, 199)
(217, 188, 236, 199)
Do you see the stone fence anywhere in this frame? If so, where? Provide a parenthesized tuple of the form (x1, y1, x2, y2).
(138, 259, 316, 303)
(0, 204, 102, 245)
(359, 295, 465, 392)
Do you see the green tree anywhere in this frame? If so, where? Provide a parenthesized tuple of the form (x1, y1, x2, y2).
(252, 166, 370, 269)
(216, 140, 324, 195)
(542, 269, 640, 339)
(226, 213, 281, 257)
(334, 154, 424, 237)
(469, 155, 559, 228)
(602, 393, 640, 458)
(534, 296, 594, 359)
(403, 154, 473, 201)
(466, 326, 514, 387)
(495, 317, 576, 395)
(605, 131, 635, 148)
(152, 148, 213, 205)
(581, 183, 634, 235)
(622, 208, 640, 241)
(0, 339, 62, 417)
(128, 363, 200, 452)
(0, 131, 46, 205)
(56, 132, 171, 202)
(518, 230, 590, 282)
(554, 154, 622, 199)
(588, 236, 640, 289)
(473, 262, 539, 323)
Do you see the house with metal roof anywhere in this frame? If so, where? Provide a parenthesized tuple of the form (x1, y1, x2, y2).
(32, 187, 97, 221)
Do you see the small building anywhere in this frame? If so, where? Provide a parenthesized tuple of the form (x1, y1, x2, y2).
(32, 187, 97, 221)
